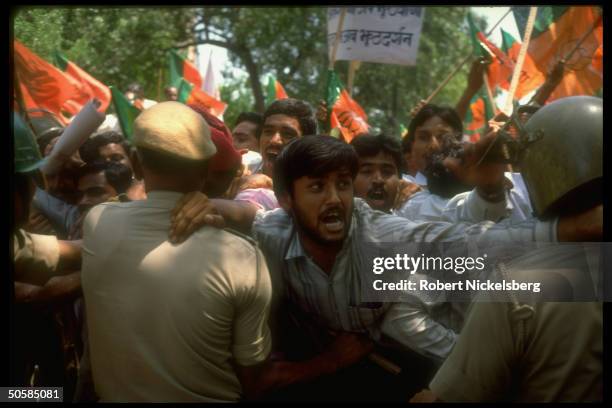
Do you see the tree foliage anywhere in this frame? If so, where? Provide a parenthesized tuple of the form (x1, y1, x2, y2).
(14, 6, 485, 135)
(14, 7, 192, 99)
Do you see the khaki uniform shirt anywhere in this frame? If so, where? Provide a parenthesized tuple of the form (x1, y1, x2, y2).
(430, 301, 602, 402)
(13, 229, 60, 286)
(82, 191, 272, 402)
(430, 244, 602, 402)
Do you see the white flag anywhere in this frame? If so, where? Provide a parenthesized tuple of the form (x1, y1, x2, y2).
(203, 51, 220, 100)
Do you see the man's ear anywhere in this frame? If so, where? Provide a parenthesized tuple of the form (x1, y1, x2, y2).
(277, 192, 292, 212)
(131, 150, 144, 180)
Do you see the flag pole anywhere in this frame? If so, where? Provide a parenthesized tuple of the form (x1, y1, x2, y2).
(329, 8, 347, 70)
(475, 7, 537, 168)
(502, 6, 537, 116)
(423, 8, 512, 104)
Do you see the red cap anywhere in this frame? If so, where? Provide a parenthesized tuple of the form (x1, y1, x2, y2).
(188, 103, 241, 172)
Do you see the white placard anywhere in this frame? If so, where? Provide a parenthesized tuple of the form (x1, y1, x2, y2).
(327, 7, 425, 66)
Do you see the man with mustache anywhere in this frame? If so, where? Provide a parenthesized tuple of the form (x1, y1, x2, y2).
(350, 133, 404, 213)
(169, 135, 601, 400)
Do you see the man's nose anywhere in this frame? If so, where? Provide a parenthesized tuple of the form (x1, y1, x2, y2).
(372, 170, 384, 183)
(325, 184, 342, 205)
(270, 132, 283, 145)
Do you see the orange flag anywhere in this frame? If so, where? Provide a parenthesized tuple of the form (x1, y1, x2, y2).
(500, 29, 546, 100)
(326, 70, 369, 143)
(177, 78, 226, 118)
(514, 6, 602, 102)
(13, 40, 78, 125)
(54, 51, 111, 113)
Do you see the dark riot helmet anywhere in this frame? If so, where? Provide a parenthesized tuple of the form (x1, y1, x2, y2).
(518, 96, 602, 218)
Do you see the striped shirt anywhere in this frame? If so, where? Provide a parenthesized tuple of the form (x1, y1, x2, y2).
(252, 198, 557, 360)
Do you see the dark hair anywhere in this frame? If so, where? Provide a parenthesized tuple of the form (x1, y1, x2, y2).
(235, 112, 263, 142)
(262, 98, 317, 139)
(79, 131, 131, 164)
(235, 112, 263, 128)
(350, 134, 403, 175)
(136, 147, 208, 176)
(401, 133, 412, 154)
(75, 160, 133, 194)
(273, 135, 358, 198)
(406, 104, 463, 149)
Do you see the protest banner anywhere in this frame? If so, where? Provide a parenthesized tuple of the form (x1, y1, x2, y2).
(327, 7, 425, 65)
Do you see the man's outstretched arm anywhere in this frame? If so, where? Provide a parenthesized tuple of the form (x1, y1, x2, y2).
(170, 192, 259, 243)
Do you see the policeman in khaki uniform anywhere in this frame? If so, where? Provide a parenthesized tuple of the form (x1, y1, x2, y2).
(412, 96, 603, 402)
(80, 102, 274, 402)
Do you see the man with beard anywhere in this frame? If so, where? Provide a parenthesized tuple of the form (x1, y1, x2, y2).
(397, 107, 532, 224)
(168, 135, 601, 400)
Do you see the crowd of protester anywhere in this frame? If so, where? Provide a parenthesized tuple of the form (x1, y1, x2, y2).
(11, 57, 603, 402)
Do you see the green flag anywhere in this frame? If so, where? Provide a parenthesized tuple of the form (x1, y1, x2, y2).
(168, 50, 202, 89)
(265, 75, 289, 106)
(110, 86, 141, 142)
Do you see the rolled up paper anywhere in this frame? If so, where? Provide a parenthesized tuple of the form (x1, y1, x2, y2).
(42, 99, 105, 175)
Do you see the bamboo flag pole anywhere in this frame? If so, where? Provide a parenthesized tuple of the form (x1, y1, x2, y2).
(329, 8, 347, 70)
(423, 8, 513, 104)
(502, 6, 537, 116)
(347, 60, 361, 96)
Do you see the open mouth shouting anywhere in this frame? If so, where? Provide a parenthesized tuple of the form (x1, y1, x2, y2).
(265, 148, 281, 164)
(366, 187, 387, 209)
(319, 207, 346, 234)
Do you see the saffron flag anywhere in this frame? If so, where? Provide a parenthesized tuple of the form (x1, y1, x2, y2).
(169, 50, 202, 90)
(265, 75, 288, 106)
(512, 6, 602, 102)
(53, 51, 111, 113)
(499, 29, 545, 100)
(464, 91, 495, 142)
(110, 86, 141, 142)
(326, 70, 369, 143)
(177, 77, 227, 118)
(13, 40, 79, 125)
